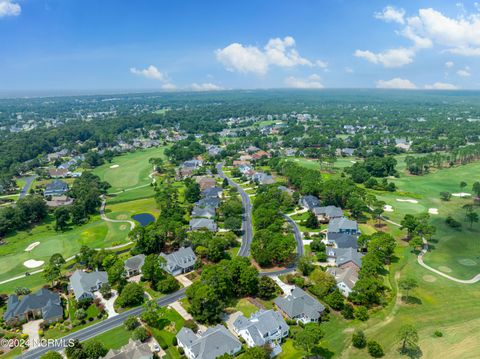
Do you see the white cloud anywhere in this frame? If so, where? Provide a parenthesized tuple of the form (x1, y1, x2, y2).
(374, 6, 406, 24)
(285, 74, 324, 89)
(376, 78, 417, 89)
(425, 82, 458, 89)
(345, 67, 354, 73)
(457, 66, 471, 77)
(189, 82, 223, 91)
(316, 60, 328, 69)
(161, 83, 177, 91)
(130, 65, 166, 81)
(354, 47, 415, 68)
(0, 0, 21, 17)
(445, 61, 455, 68)
(216, 36, 315, 75)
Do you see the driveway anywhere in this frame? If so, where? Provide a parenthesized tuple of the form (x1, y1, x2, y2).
(95, 290, 118, 318)
(176, 274, 193, 288)
(22, 319, 42, 350)
(169, 300, 207, 332)
(224, 311, 242, 335)
(270, 275, 295, 294)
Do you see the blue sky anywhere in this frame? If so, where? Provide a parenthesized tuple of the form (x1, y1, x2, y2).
(0, 0, 479, 92)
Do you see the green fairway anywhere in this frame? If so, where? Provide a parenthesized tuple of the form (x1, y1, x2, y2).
(373, 162, 480, 279)
(105, 197, 159, 221)
(0, 214, 129, 283)
(92, 146, 167, 193)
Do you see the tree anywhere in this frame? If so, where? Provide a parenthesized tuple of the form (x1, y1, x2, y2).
(397, 325, 419, 355)
(141, 300, 166, 327)
(258, 276, 278, 299)
(99, 283, 112, 299)
(354, 306, 369, 321)
(49, 253, 65, 267)
(294, 323, 324, 353)
(352, 330, 367, 349)
(185, 179, 201, 203)
(117, 283, 145, 308)
(83, 340, 108, 359)
(40, 352, 64, 359)
(186, 282, 223, 324)
(399, 278, 418, 302)
(466, 211, 479, 228)
(325, 289, 345, 310)
(124, 316, 139, 331)
(65, 339, 85, 359)
(409, 235, 423, 252)
(132, 326, 150, 342)
(473, 181, 480, 198)
(42, 263, 61, 286)
(107, 260, 126, 285)
(54, 206, 71, 231)
(460, 181, 467, 189)
(305, 211, 319, 229)
(297, 255, 315, 276)
(243, 346, 272, 359)
(439, 192, 451, 201)
(309, 269, 337, 298)
(367, 340, 384, 358)
(400, 214, 419, 238)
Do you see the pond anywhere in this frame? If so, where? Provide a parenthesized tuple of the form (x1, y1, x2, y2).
(132, 213, 155, 227)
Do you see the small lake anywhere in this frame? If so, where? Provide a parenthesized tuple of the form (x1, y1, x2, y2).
(132, 213, 155, 227)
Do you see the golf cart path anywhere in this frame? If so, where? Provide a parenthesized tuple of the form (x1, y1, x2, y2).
(383, 216, 480, 284)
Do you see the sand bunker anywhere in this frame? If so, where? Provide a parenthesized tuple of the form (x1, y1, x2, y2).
(25, 242, 40, 252)
(116, 214, 128, 220)
(396, 198, 419, 204)
(350, 160, 357, 163)
(24, 259, 45, 268)
(428, 208, 439, 215)
(383, 205, 394, 212)
(452, 192, 471, 197)
(458, 258, 477, 266)
(110, 164, 119, 169)
(438, 266, 452, 273)
(119, 224, 127, 231)
(423, 275, 437, 283)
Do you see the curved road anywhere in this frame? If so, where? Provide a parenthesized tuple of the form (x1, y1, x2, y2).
(19, 175, 37, 199)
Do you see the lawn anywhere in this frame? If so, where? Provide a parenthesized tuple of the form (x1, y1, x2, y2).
(105, 197, 159, 223)
(149, 308, 185, 349)
(0, 214, 129, 283)
(85, 326, 131, 349)
(92, 146, 167, 193)
(231, 298, 259, 317)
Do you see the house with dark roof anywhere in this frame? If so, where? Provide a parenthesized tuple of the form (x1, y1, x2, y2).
(103, 339, 152, 359)
(191, 205, 216, 219)
(124, 254, 146, 277)
(251, 172, 275, 185)
(274, 287, 325, 324)
(299, 195, 321, 210)
(44, 179, 69, 197)
(312, 206, 343, 223)
(189, 218, 217, 232)
(327, 247, 364, 269)
(327, 232, 358, 249)
(177, 324, 242, 359)
(278, 185, 294, 196)
(233, 309, 289, 356)
(201, 187, 222, 199)
(160, 247, 196, 276)
(328, 217, 359, 235)
(196, 177, 217, 191)
(327, 266, 359, 297)
(196, 197, 221, 209)
(4, 288, 63, 324)
(69, 270, 108, 300)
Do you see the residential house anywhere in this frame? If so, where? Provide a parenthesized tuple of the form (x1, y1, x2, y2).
(328, 217, 359, 235)
(196, 197, 221, 209)
(326, 266, 359, 297)
(48, 168, 69, 178)
(274, 287, 325, 324)
(299, 195, 321, 210)
(160, 247, 197, 276)
(251, 172, 275, 185)
(103, 339, 153, 359)
(45, 195, 74, 207)
(124, 254, 146, 277)
(252, 150, 271, 160)
(196, 177, 217, 191)
(238, 164, 253, 175)
(312, 206, 343, 223)
(233, 309, 289, 356)
(327, 232, 358, 249)
(201, 187, 222, 198)
(278, 185, 294, 196)
(191, 205, 216, 219)
(341, 148, 355, 156)
(182, 159, 203, 169)
(177, 324, 242, 359)
(4, 288, 63, 324)
(233, 160, 250, 166)
(69, 270, 108, 300)
(44, 179, 69, 197)
(189, 218, 217, 232)
(327, 247, 364, 269)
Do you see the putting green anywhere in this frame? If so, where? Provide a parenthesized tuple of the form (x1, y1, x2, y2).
(92, 146, 167, 193)
(458, 258, 477, 266)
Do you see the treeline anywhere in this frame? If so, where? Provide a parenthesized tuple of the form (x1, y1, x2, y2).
(345, 156, 397, 192)
(251, 186, 296, 267)
(0, 196, 47, 237)
(164, 136, 205, 163)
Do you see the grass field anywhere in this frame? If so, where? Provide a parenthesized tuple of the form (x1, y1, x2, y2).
(93, 146, 167, 193)
(85, 325, 131, 349)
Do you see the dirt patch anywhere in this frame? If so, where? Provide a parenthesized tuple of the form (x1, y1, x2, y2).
(438, 266, 452, 273)
(458, 258, 477, 266)
(423, 275, 437, 282)
(25, 241, 40, 252)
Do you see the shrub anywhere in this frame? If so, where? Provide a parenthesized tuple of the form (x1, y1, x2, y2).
(183, 319, 199, 333)
(124, 316, 139, 331)
(367, 340, 384, 358)
(341, 303, 354, 319)
(354, 306, 369, 321)
(434, 330, 443, 337)
(132, 326, 150, 342)
(352, 330, 367, 349)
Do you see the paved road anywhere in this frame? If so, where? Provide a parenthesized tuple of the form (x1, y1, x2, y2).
(19, 288, 187, 359)
(216, 163, 253, 257)
(19, 175, 37, 199)
(283, 214, 304, 259)
(100, 196, 136, 231)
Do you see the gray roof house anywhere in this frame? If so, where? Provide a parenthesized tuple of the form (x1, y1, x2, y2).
(44, 179, 69, 197)
(312, 206, 343, 222)
(177, 324, 242, 359)
(299, 195, 321, 210)
(191, 205, 216, 219)
(103, 339, 152, 359)
(69, 270, 108, 300)
(160, 247, 197, 276)
(233, 309, 289, 356)
(252, 172, 275, 185)
(196, 197, 221, 208)
(189, 218, 217, 232)
(274, 287, 325, 324)
(182, 159, 203, 169)
(327, 247, 364, 269)
(4, 288, 63, 324)
(328, 217, 359, 235)
(327, 266, 359, 297)
(124, 254, 146, 277)
(327, 232, 358, 249)
(201, 187, 223, 199)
